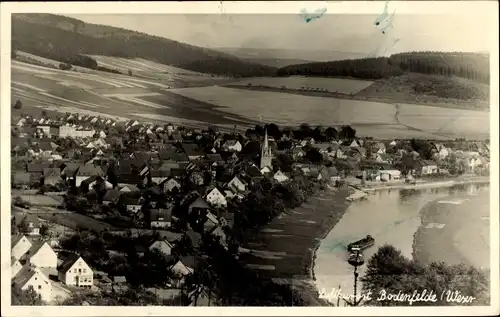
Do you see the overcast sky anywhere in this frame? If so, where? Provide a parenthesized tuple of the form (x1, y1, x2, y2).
(64, 13, 492, 55)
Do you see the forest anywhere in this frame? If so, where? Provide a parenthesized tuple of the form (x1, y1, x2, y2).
(11, 14, 277, 78)
(277, 52, 490, 84)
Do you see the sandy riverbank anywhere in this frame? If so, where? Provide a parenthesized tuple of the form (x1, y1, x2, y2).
(239, 185, 353, 306)
(357, 176, 490, 193)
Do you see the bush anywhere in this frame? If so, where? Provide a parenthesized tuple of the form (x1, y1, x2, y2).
(13, 100, 22, 109)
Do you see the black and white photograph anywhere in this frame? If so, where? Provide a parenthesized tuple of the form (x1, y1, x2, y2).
(1, 1, 498, 315)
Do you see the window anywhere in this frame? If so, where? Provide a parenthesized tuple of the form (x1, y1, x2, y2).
(83, 269, 86, 273)
(38, 285, 41, 290)
(78, 269, 82, 273)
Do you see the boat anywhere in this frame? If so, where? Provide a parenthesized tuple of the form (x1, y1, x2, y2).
(347, 235, 375, 252)
(347, 247, 365, 266)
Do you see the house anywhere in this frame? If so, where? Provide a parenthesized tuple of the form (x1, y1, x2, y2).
(222, 140, 242, 152)
(117, 174, 146, 188)
(170, 256, 196, 277)
(24, 241, 58, 269)
(14, 214, 41, 236)
(12, 171, 31, 188)
(162, 178, 182, 193)
(11, 257, 23, 278)
(61, 162, 80, 180)
(375, 153, 394, 164)
(12, 235, 32, 260)
(119, 184, 140, 192)
(12, 266, 52, 303)
(227, 176, 246, 192)
(123, 197, 143, 214)
(150, 208, 172, 229)
(188, 197, 210, 215)
(203, 212, 219, 232)
(182, 144, 204, 160)
(418, 160, 438, 175)
(290, 147, 305, 159)
(205, 187, 227, 207)
(260, 166, 273, 176)
(210, 226, 228, 248)
(273, 170, 289, 183)
(58, 254, 93, 288)
(336, 146, 350, 159)
(75, 164, 104, 187)
(102, 189, 122, 206)
(371, 142, 387, 154)
(149, 239, 174, 255)
(379, 169, 402, 181)
(42, 168, 63, 186)
(431, 143, 450, 160)
(150, 170, 171, 185)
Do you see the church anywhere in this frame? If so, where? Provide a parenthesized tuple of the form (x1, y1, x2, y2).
(260, 129, 273, 169)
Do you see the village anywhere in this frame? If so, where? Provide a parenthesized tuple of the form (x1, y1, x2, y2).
(10, 111, 491, 306)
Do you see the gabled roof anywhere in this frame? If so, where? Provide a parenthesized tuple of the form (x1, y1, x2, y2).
(58, 253, 81, 273)
(25, 241, 50, 258)
(11, 234, 28, 249)
(189, 197, 210, 209)
(76, 164, 104, 177)
(12, 265, 40, 287)
(43, 167, 61, 178)
(26, 163, 50, 173)
(118, 174, 145, 185)
(103, 189, 122, 202)
(182, 143, 204, 156)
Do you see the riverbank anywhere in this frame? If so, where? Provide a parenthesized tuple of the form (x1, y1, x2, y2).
(354, 175, 490, 193)
(412, 185, 490, 268)
(239, 185, 353, 306)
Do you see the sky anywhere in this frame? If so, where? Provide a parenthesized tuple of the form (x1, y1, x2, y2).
(64, 12, 492, 56)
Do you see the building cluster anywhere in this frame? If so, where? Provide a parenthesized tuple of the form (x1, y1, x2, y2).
(10, 112, 490, 304)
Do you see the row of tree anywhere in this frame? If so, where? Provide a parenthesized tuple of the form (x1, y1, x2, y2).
(277, 51, 490, 84)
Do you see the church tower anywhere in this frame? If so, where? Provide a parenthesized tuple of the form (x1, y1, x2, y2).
(260, 129, 273, 169)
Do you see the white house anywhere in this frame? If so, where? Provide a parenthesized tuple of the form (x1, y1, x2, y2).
(26, 241, 58, 269)
(11, 257, 23, 278)
(205, 188, 227, 207)
(273, 170, 289, 183)
(13, 266, 52, 303)
(149, 239, 174, 256)
(227, 176, 246, 192)
(222, 140, 242, 152)
(12, 235, 32, 260)
(58, 254, 93, 288)
(170, 257, 195, 277)
(419, 160, 438, 175)
(260, 166, 273, 175)
(379, 170, 402, 181)
(150, 208, 172, 229)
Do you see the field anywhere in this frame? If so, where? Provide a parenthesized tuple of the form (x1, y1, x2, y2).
(230, 76, 374, 95)
(169, 86, 490, 140)
(37, 212, 118, 232)
(11, 60, 259, 131)
(11, 56, 490, 140)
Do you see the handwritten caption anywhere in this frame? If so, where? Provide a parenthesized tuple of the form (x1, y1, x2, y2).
(319, 288, 477, 305)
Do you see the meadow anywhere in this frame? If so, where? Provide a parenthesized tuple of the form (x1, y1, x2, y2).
(10, 58, 490, 140)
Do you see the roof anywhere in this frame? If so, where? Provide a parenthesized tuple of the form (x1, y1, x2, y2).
(11, 234, 28, 249)
(26, 163, 50, 173)
(76, 164, 104, 177)
(12, 265, 39, 287)
(206, 154, 223, 162)
(118, 174, 145, 185)
(113, 276, 127, 283)
(43, 167, 61, 178)
(189, 197, 210, 209)
(150, 208, 173, 222)
(58, 253, 81, 273)
(25, 241, 49, 258)
(150, 170, 171, 178)
(182, 143, 203, 156)
(103, 189, 122, 202)
(420, 160, 437, 166)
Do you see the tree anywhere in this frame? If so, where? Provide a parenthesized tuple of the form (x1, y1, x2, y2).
(40, 223, 50, 239)
(325, 127, 339, 140)
(12, 285, 44, 305)
(361, 245, 489, 306)
(13, 99, 22, 110)
(41, 110, 47, 117)
(305, 148, 323, 163)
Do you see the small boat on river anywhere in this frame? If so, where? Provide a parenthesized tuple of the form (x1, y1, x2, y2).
(347, 235, 375, 252)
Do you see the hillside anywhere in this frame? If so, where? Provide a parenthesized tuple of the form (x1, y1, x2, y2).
(11, 14, 277, 78)
(277, 52, 490, 84)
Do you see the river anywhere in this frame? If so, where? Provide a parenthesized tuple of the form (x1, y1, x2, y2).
(314, 183, 490, 305)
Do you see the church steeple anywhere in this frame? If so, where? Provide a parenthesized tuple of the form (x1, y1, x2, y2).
(260, 129, 272, 169)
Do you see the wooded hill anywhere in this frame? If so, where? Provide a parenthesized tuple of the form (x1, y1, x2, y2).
(11, 14, 277, 78)
(277, 52, 490, 84)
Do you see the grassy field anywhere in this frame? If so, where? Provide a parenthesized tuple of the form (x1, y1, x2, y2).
(169, 86, 490, 140)
(10, 57, 490, 140)
(38, 212, 117, 232)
